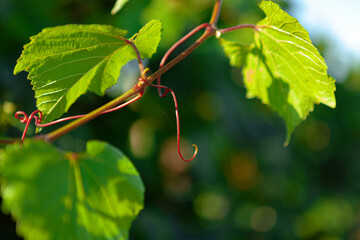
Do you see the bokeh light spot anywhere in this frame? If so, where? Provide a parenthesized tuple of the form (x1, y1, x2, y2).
(129, 118, 156, 159)
(225, 152, 258, 190)
(164, 176, 192, 201)
(3, 101, 16, 114)
(195, 92, 224, 121)
(294, 197, 354, 238)
(250, 206, 277, 232)
(159, 137, 192, 177)
(194, 191, 229, 221)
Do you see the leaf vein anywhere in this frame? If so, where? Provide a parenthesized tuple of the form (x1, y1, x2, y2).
(277, 19, 298, 29)
(37, 99, 58, 107)
(24, 42, 125, 69)
(32, 56, 106, 79)
(36, 88, 67, 98)
(259, 29, 327, 97)
(35, 73, 86, 89)
(42, 45, 125, 121)
(256, 34, 290, 121)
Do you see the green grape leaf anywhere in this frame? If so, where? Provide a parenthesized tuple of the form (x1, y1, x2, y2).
(224, 0, 336, 144)
(220, 39, 250, 68)
(111, 0, 129, 15)
(14, 20, 162, 124)
(0, 139, 144, 240)
(132, 19, 162, 59)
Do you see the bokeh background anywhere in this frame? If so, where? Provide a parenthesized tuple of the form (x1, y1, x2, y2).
(1, 0, 360, 239)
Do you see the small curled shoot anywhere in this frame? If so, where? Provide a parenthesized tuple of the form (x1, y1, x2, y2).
(145, 81, 198, 162)
(15, 110, 42, 142)
(15, 93, 143, 142)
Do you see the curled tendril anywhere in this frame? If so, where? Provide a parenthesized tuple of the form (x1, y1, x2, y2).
(15, 110, 43, 142)
(13, 78, 197, 162)
(14, 92, 143, 142)
(145, 81, 198, 162)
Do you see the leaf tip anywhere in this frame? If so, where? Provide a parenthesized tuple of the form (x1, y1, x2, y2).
(111, 0, 129, 15)
(283, 139, 290, 147)
(284, 123, 295, 147)
(13, 64, 22, 75)
(321, 92, 336, 109)
(326, 97, 336, 109)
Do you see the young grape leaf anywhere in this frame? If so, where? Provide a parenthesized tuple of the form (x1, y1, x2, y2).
(0, 139, 144, 240)
(132, 19, 162, 60)
(111, 0, 129, 15)
(222, 0, 336, 144)
(14, 20, 162, 124)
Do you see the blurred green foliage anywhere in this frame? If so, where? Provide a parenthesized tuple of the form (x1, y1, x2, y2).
(1, 0, 360, 239)
(1, 139, 144, 240)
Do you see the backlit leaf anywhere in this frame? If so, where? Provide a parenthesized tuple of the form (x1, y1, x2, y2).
(0, 139, 144, 240)
(14, 20, 162, 124)
(132, 19, 162, 59)
(223, 0, 336, 144)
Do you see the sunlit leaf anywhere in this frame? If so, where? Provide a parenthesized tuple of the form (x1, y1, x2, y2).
(0, 140, 144, 240)
(223, 0, 336, 144)
(132, 19, 162, 59)
(14, 20, 162, 124)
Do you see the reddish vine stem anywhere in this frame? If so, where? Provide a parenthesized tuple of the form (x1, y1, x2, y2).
(218, 24, 257, 34)
(209, 0, 223, 26)
(11, 34, 147, 143)
(118, 36, 146, 78)
(147, 28, 216, 83)
(1, 0, 257, 163)
(145, 81, 198, 162)
(15, 93, 143, 142)
(7, 0, 227, 144)
(43, 0, 223, 144)
(3, 0, 257, 156)
(157, 23, 211, 96)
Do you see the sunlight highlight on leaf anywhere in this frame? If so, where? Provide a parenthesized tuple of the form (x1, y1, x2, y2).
(14, 20, 162, 124)
(0, 139, 144, 240)
(222, 0, 336, 144)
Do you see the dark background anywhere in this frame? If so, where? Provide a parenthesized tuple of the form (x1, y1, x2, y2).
(1, 0, 360, 239)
